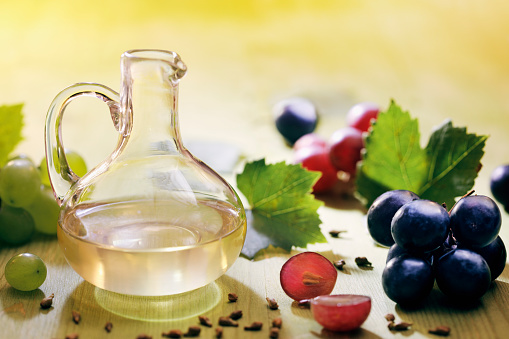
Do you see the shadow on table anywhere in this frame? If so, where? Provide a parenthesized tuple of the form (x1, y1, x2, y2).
(310, 327, 383, 338)
(0, 287, 46, 320)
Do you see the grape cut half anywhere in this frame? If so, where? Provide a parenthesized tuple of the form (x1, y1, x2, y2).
(311, 294, 371, 332)
(280, 252, 338, 301)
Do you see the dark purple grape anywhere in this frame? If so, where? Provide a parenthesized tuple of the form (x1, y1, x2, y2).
(435, 248, 491, 300)
(474, 236, 506, 281)
(449, 195, 501, 249)
(387, 243, 433, 264)
(490, 164, 509, 211)
(382, 255, 434, 305)
(391, 200, 449, 253)
(273, 97, 319, 145)
(367, 190, 419, 247)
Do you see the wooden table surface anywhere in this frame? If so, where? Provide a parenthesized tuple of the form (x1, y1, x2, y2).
(1, 1, 509, 338)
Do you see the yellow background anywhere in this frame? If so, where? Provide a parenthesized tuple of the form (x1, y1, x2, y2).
(1, 0, 509, 174)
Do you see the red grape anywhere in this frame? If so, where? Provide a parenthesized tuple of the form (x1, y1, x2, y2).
(293, 133, 328, 151)
(328, 127, 364, 175)
(346, 102, 379, 133)
(280, 252, 337, 301)
(311, 294, 371, 332)
(294, 147, 338, 193)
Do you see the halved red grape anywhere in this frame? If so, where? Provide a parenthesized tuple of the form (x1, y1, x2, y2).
(311, 294, 371, 332)
(294, 147, 338, 193)
(328, 127, 364, 175)
(346, 102, 379, 133)
(280, 252, 337, 301)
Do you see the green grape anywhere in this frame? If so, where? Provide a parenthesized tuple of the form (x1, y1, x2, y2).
(0, 158, 42, 208)
(65, 150, 88, 177)
(39, 149, 88, 187)
(5, 253, 47, 291)
(26, 186, 60, 235)
(0, 203, 35, 245)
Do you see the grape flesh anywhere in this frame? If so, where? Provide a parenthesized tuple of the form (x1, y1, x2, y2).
(25, 186, 60, 235)
(294, 147, 338, 193)
(449, 195, 501, 248)
(382, 255, 434, 305)
(5, 253, 47, 291)
(367, 190, 419, 247)
(0, 203, 35, 245)
(273, 97, 319, 145)
(311, 294, 371, 332)
(0, 158, 41, 208)
(435, 248, 491, 300)
(280, 252, 337, 301)
(490, 164, 509, 211)
(346, 102, 380, 133)
(328, 127, 364, 175)
(391, 200, 449, 253)
(473, 236, 506, 281)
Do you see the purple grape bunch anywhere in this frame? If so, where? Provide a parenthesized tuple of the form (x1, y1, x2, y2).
(367, 190, 506, 306)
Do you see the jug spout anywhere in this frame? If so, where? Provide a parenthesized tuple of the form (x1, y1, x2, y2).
(121, 49, 187, 83)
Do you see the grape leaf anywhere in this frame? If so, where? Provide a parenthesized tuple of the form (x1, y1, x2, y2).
(236, 159, 326, 259)
(0, 104, 24, 167)
(419, 120, 487, 208)
(356, 101, 487, 208)
(361, 101, 428, 193)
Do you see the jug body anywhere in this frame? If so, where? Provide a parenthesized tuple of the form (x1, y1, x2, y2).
(45, 50, 246, 296)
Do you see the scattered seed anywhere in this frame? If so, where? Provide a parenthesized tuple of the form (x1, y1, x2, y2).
(266, 297, 279, 310)
(384, 313, 395, 322)
(269, 327, 280, 338)
(72, 310, 81, 324)
(333, 259, 346, 270)
(355, 257, 373, 268)
(302, 271, 323, 285)
(162, 329, 182, 338)
(272, 318, 282, 329)
(244, 321, 263, 331)
(388, 321, 413, 331)
(218, 316, 238, 327)
(227, 293, 238, 302)
(229, 310, 243, 320)
(215, 327, 223, 338)
(329, 230, 346, 238)
(40, 293, 54, 309)
(198, 315, 212, 327)
(428, 325, 451, 336)
(104, 322, 113, 333)
(183, 326, 201, 337)
(65, 334, 79, 339)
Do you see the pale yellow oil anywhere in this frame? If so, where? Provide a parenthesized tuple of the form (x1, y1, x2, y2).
(57, 199, 246, 296)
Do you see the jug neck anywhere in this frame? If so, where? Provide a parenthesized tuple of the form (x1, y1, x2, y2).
(120, 50, 187, 155)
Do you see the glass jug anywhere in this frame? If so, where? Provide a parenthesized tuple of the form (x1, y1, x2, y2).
(45, 49, 247, 296)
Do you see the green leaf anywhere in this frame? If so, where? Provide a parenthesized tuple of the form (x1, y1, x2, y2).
(361, 101, 428, 193)
(419, 120, 487, 208)
(236, 159, 326, 259)
(0, 104, 24, 167)
(356, 101, 487, 208)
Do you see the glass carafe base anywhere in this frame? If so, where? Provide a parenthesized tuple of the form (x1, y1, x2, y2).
(94, 282, 221, 321)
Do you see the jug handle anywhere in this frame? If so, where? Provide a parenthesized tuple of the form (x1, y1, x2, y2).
(45, 82, 121, 205)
